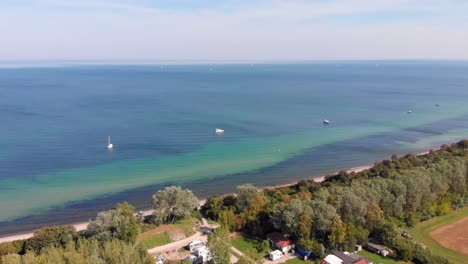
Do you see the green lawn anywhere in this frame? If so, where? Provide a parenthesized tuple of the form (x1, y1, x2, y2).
(140, 231, 171, 248)
(137, 218, 196, 248)
(231, 235, 269, 261)
(409, 206, 468, 264)
(284, 258, 313, 264)
(358, 250, 400, 264)
(177, 218, 197, 237)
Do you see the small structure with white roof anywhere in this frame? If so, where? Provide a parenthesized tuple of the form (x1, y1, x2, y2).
(189, 240, 206, 252)
(269, 250, 284, 261)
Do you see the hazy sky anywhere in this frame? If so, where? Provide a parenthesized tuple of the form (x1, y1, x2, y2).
(1, 0, 468, 61)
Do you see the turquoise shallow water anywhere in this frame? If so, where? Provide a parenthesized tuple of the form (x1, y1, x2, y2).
(0, 62, 468, 234)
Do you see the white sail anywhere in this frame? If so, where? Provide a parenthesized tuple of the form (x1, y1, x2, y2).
(108, 136, 113, 149)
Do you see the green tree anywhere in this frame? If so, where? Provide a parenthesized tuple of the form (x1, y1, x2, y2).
(298, 238, 324, 259)
(235, 184, 258, 212)
(271, 199, 313, 238)
(218, 209, 236, 231)
(1, 239, 151, 264)
(85, 204, 141, 243)
(207, 227, 231, 264)
(113, 202, 141, 242)
(152, 186, 199, 224)
(24, 225, 77, 254)
(328, 216, 346, 250)
(203, 195, 225, 220)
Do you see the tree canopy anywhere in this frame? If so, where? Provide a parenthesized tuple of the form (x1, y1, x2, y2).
(152, 186, 199, 224)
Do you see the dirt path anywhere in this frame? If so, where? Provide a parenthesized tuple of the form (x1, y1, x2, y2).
(147, 230, 206, 255)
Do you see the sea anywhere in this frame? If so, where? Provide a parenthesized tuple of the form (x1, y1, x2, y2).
(1, 61, 468, 235)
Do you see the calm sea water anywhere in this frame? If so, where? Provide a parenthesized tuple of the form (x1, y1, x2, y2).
(1, 62, 468, 234)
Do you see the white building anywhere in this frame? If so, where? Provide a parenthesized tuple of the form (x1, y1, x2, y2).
(269, 250, 284, 261)
(322, 254, 343, 264)
(189, 240, 206, 252)
(195, 246, 212, 263)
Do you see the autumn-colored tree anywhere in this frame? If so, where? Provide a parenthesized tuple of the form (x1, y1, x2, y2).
(218, 209, 236, 231)
(328, 216, 346, 250)
(365, 200, 384, 231)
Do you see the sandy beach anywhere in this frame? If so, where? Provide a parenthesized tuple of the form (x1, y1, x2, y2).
(0, 151, 429, 244)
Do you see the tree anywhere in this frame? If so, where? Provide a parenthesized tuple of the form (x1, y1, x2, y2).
(85, 204, 141, 243)
(235, 184, 258, 212)
(24, 225, 77, 254)
(207, 227, 231, 264)
(298, 238, 324, 259)
(1, 239, 152, 264)
(202, 195, 225, 220)
(0, 254, 21, 264)
(218, 209, 236, 231)
(365, 201, 384, 231)
(298, 212, 313, 240)
(310, 200, 337, 232)
(0, 241, 19, 256)
(328, 216, 346, 250)
(113, 202, 141, 243)
(152, 186, 199, 224)
(271, 199, 313, 238)
(240, 194, 267, 235)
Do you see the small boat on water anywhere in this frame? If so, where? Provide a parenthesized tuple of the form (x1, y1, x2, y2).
(107, 136, 113, 149)
(435, 104, 439, 107)
(323, 119, 330, 125)
(215, 128, 224, 134)
(407, 110, 412, 114)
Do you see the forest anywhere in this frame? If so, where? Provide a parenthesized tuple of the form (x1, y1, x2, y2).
(202, 140, 468, 263)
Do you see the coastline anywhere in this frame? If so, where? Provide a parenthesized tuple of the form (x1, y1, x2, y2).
(0, 151, 430, 244)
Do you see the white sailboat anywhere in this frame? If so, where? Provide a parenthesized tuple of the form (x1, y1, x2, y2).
(107, 136, 113, 149)
(323, 119, 330, 125)
(215, 128, 224, 134)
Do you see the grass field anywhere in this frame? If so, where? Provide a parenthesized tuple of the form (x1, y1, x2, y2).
(140, 231, 171, 248)
(231, 235, 269, 261)
(137, 218, 196, 249)
(284, 258, 312, 264)
(409, 206, 468, 264)
(358, 250, 400, 264)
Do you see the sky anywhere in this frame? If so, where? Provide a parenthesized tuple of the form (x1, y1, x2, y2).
(1, 0, 468, 61)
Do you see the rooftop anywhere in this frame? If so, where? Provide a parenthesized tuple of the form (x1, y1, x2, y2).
(267, 232, 294, 248)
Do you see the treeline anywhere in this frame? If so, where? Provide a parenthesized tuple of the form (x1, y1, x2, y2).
(202, 140, 468, 264)
(0, 186, 200, 264)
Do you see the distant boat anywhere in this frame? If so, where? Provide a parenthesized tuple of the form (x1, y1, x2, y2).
(407, 110, 412, 114)
(435, 104, 439, 107)
(107, 136, 113, 149)
(215, 128, 224, 134)
(323, 119, 330, 125)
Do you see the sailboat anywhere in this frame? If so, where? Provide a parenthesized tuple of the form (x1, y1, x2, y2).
(107, 136, 113, 149)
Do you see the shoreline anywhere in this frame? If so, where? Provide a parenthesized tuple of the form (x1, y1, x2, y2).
(0, 151, 430, 244)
